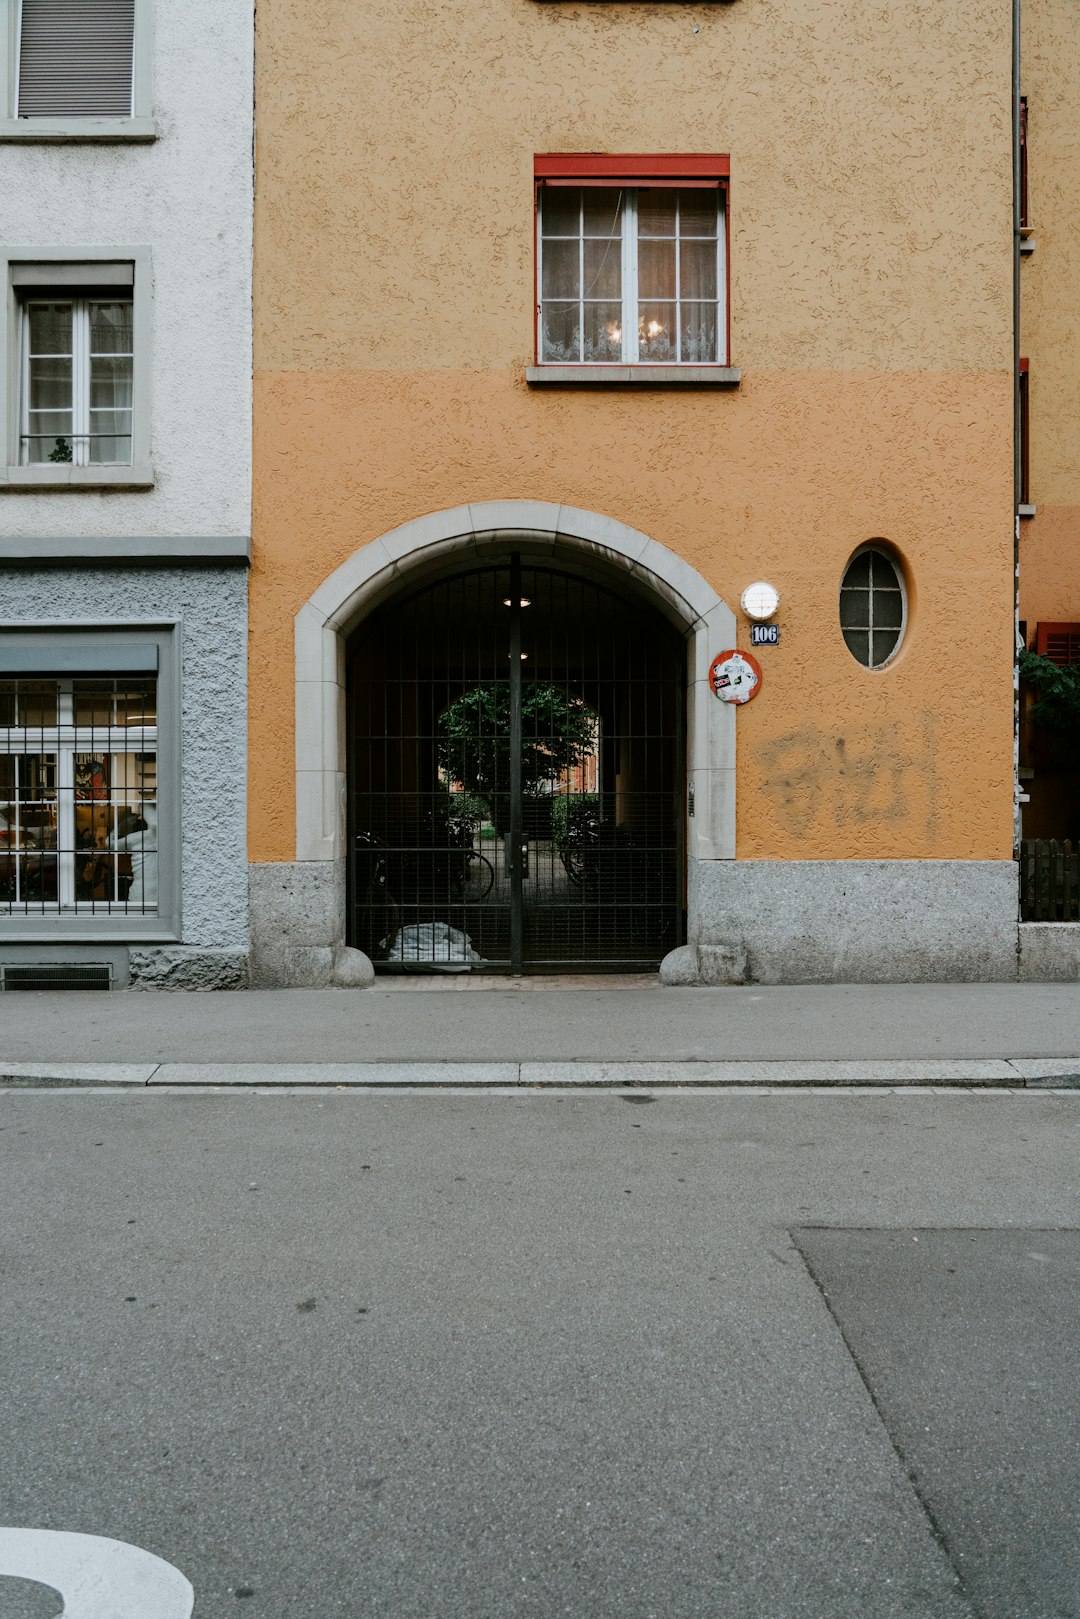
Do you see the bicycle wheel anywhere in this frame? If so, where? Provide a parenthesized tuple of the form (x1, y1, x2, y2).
(462, 850, 495, 901)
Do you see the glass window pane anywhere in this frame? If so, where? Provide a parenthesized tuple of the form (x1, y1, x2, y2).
(582, 189, 622, 237)
(541, 239, 580, 300)
(73, 685, 114, 726)
(0, 683, 15, 726)
(15, 683, 58, 727)
(542, 189, 581, 236)
(843, 552, 872, 589)
(638, 239, 676, 299)
(25, 417, 74, 463)
(20, 852, 58, 903)
(680, 239, 718, 301)
(28, 304, 72, 355)
(679, 303, 717, 362)
(88, 302, 133, 354)
(872, 629, 902, 667)
(541, 303, 580, 362)
(637, 189, 677, 237)
(90, 354, 133, 410)
(843, 628, 870, 665)
(840, 589, 870, 628)
(874, 590, 904, 630)
(638, 304, 677, 361)
(29, 357, 73, 411)
(678, 190, 719, 237)
(583, 303, 623, 361)
(88, 412, 133, 465)
(583, 238, 621, 299)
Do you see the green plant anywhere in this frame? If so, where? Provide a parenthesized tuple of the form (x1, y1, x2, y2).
(551, 793, 600, 851)
(436, 683, 596, 820)
(48, 436, 72, 464)
(1019, 649, 1080, 733)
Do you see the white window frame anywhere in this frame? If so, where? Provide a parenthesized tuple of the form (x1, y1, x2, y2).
(528, 180, 739, 387)
(0, 246, 152, 489)
(20, 294, 134, 468)
(0, 624, 180, 942)
(538, 188, 728, 365)
(0, 0, 155, 141)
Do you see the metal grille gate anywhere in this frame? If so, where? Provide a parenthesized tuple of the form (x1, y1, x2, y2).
(347, 556, 685, 973)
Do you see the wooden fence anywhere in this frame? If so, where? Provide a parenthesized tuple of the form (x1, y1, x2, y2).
(1020, 839, 1080, 921)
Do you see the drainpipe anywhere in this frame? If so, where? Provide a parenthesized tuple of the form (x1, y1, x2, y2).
(1013, 0, 1022, 860)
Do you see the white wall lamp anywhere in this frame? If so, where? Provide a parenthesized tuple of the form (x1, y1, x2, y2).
(740, 581, 780, 621)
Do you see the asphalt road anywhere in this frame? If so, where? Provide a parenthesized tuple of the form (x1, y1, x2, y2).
(1, 1086, 1079, 1618)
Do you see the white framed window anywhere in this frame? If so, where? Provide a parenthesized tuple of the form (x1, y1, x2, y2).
(538, 186, 726, 365)
(21, 295, 133, 466)
(0, 0, 154, 140)
(0, 675, 157, 914)
(528, 157, 737, 386)
(1, 249, 152, 489)
(839, 545, 907, 669)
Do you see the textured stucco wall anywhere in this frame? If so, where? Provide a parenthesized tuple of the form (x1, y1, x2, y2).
(0, 0, 253, 539)
(0, 566, 249, 968)
(1019, 0, 1080, 630)
(252, 0, 1015, 869)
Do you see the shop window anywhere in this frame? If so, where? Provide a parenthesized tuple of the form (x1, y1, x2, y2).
(1, 251, 152, 487)
(839, 545, 906, 669)
(1, 675, 158, 915)
(529, 155, 737, 384)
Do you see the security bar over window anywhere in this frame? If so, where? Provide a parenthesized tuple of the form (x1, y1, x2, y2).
(538, 186, 725, 364)
(0, 676, 157, 915)
(21, 297, 133, 465)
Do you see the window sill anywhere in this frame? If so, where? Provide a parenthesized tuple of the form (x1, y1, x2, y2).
(0, 534, 251, 564)
(526, 364, 741, 387)
(0, 921, 177, 942)
(0, 464, 154, 491)
(0, 116, 157, 142)
(1018, 503, 1037, 519)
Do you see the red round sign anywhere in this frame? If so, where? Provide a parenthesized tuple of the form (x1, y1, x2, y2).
(709, 649, 762, 705)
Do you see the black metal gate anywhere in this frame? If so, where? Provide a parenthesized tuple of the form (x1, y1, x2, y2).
(347, 555, 684, 973)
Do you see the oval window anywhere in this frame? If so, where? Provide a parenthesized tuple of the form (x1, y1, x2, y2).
(839, 546, 906, 668)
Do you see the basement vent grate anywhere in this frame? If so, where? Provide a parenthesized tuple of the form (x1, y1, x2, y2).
(1, 964, 113, 992)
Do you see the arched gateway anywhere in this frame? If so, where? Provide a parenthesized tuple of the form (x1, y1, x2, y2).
(286, 503, 735, 983)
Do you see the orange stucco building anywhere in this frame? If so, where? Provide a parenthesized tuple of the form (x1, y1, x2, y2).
(1017, 0, 1080, 880)
(248, 0, 1027, 985)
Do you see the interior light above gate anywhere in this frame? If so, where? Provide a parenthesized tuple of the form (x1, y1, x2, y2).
(740, 581, 780, 621)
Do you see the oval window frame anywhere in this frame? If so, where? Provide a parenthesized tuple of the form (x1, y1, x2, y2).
(839, 542, 908, 670)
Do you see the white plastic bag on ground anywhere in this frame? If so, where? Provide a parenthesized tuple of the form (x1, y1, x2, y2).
(380, 922, 485, 972)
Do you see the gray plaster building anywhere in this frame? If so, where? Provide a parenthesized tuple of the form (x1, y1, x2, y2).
(0, 0, 252, 989)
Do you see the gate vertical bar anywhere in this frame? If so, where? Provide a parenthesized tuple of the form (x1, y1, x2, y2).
(508, 552, 524, 975)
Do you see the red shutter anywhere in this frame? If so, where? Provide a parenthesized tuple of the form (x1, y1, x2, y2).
(1034, 623, 1080, 666)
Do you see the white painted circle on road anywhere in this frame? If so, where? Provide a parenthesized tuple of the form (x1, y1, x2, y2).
(0, 1529, 193, 1619)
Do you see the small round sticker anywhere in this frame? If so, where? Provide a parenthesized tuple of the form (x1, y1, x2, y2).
(709, 649, 762, 705)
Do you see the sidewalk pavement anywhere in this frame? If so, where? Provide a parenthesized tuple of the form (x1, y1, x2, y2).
(3, 978, 1080, 1087)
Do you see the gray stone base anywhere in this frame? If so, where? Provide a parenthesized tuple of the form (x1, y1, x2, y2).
(128, 948, 248, 991)
(249, 860, 374, 989)
(1018, 923, 1080, 983)
(663, 859, 1020, 984)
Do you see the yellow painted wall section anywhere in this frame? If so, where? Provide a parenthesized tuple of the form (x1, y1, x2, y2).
(1020, 0, 1080, 629)
(252, 0, 1016, 865)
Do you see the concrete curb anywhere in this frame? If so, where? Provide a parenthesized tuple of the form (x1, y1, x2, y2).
(2, 1058, 1080, 1089)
